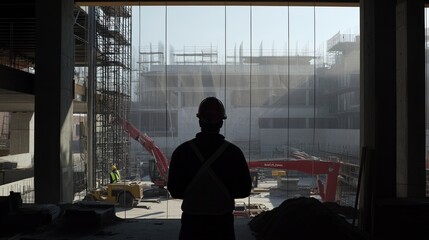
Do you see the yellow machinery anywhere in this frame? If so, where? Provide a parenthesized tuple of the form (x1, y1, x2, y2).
(83, 181, 143, 208)
(271, 170, 286, 177)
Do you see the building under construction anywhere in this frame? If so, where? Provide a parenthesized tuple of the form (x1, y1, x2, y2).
(0, 4, 132, 198)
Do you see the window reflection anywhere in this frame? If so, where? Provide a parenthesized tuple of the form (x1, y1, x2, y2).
(127, 5, 361, 219)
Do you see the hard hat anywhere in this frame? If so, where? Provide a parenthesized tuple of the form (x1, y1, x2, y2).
(112, 165, 117, 171)
(196, 97, 227, 123)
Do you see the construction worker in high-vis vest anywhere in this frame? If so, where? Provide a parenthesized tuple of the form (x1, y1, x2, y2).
(110, 164, 121, 183)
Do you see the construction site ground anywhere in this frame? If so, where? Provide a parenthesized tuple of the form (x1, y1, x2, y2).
(106, 180, 282, 240)
(3, 180, 285, 240)
(4, 178, 369, 240)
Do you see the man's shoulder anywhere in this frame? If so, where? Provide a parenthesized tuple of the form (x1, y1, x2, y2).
(173, 139, 195, 152)
(181, 138, 195, 147)
(224, 140, 244, 153)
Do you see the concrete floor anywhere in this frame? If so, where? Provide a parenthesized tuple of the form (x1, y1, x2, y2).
(4, 191, 268, 240)
(87, 218, 254, 240)
(2, 180, 286, 240)
(5, 216, 256, 240)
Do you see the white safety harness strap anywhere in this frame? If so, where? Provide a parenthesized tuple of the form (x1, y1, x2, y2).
(184, 140, 231, 198)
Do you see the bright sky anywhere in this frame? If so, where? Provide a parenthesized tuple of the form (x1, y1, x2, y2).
(131, 5, 359, 60)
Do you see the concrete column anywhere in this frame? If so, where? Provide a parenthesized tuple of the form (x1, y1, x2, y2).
(396, 0, 425, 198)
(360, 0, 397, 234)
(361, 0, 427, 238)
(9, 112, 34, 155)
(34, 0, 74, 204)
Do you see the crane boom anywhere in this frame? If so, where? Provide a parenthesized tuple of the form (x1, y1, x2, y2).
(119, 117, 169, 187)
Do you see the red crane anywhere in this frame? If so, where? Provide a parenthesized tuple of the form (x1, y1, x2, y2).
(248, 160, 340, 202)
(119, 117, 340, 202)
(119, 117, 169, 187)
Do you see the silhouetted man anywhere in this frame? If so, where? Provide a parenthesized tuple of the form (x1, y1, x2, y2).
(168, 96, 252, 240)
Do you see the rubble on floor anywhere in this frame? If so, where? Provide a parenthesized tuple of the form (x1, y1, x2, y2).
(248, 197, 369, 240)
(0, 191, 60, 237)
(0, 191, 120, 238)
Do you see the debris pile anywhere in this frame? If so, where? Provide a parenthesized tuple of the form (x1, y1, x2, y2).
(248, 197, 369, 240)
(0, 192, 119, 238)
(0, 191, 60, 235)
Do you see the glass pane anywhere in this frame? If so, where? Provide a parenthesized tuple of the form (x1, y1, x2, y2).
(167, 5, 226, 144)
(425, 8, 429, 196)
(286, 6, 317, 202)
(122, 5, 169, 219)
(247, 5, 290, 209)
(225, 6, 251, 155)
(315, 6, 360, 206)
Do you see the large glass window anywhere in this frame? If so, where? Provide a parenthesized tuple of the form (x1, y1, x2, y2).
(126, 4, 360, 219)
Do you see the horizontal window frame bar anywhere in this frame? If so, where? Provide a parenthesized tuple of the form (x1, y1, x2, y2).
(75, 0, 359, 7)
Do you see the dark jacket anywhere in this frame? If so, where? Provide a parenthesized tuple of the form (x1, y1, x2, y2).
(167, 131, 252, 213)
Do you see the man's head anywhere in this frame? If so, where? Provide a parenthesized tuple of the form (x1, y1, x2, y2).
(196, 97, 227, 132)
(112, 164, 117, 171)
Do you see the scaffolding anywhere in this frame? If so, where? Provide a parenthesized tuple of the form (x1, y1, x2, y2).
(172, 45, 218, 65)
(94, 6, 132, 186)
(0, 112, 9, 152)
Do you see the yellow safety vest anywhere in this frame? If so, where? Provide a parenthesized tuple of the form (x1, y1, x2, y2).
(110, 170, 120, 183)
